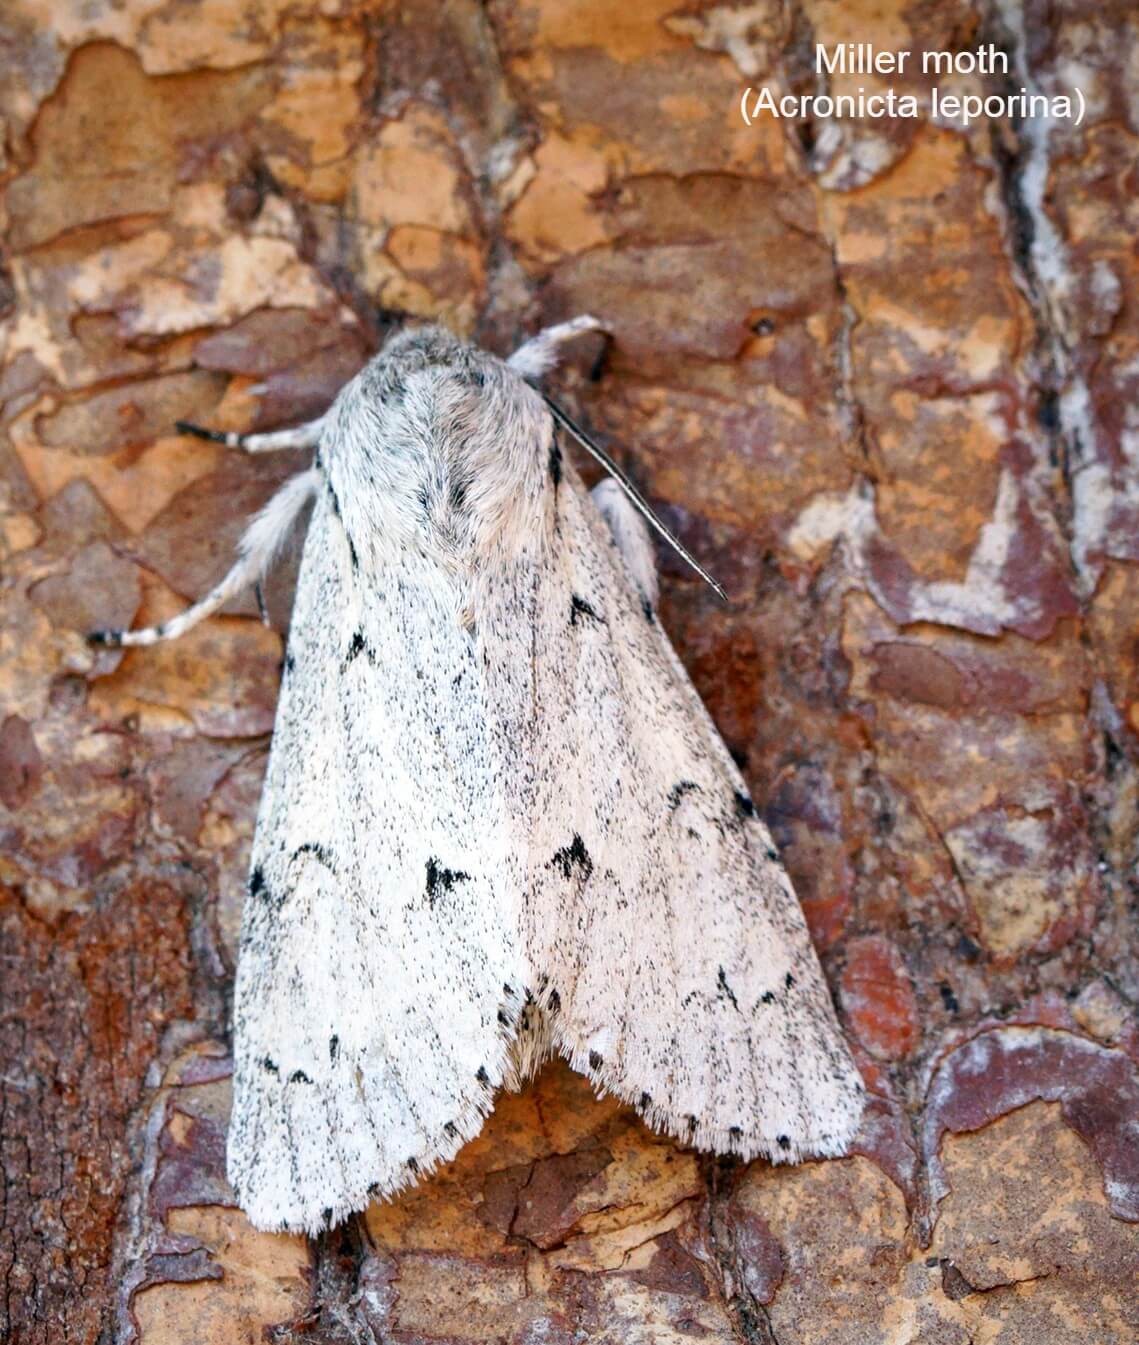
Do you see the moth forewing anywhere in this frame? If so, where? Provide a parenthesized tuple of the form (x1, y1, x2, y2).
(96, 319, 864, 1234)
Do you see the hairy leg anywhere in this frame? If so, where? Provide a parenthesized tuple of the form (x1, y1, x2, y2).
(90, 468, 320, 648)
(507, 315, 603, 380)
(175, 415, 326, 454)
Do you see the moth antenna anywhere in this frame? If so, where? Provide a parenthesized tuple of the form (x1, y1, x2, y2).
(542, 396, 727, 602)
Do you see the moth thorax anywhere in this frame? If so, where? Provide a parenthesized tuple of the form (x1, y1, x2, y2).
(328, 351, 553, 570)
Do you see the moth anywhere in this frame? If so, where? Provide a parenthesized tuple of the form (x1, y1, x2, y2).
(93, 316, 864, 1234)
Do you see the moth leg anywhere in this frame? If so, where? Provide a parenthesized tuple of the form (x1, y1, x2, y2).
(90, 468, 320, 648)
(590, 477, 659, 613)
(175, 415, 326, 454)
(507, 315, 604, 380)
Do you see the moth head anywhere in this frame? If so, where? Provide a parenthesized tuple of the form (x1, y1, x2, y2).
(320, 324, 554, 571)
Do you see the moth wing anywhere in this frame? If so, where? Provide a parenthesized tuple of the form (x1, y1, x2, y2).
(503, 467, 864, 1160)
(227, 494, 526, 1233)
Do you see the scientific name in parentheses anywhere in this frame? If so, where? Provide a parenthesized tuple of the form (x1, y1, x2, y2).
(740, 82, 1083, 128)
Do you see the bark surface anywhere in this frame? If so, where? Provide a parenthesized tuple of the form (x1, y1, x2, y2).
(1, 1, 1137, 1342)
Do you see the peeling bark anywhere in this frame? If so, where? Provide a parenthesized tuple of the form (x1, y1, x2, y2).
(2, 1, 1137, 1342)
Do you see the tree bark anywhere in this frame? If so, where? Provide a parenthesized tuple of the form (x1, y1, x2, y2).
(2, 1, 1137, 1342)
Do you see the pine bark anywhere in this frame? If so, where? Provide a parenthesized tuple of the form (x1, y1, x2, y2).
(2, 2, 1137, 1341)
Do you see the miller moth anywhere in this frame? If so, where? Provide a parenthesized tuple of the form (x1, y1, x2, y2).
(93, 317, 864, 1234)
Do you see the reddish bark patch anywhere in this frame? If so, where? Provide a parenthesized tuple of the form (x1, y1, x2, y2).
(731, 1207, 784, 1305)
(509, 1145, 613, 1248)
(626, 1230, 709, 1299)
(840, 936, 920, 1062)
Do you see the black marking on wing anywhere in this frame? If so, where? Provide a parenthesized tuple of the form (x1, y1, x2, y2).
(444, 1121, 458, 1139)
(248, 865, 267, 899)
(777, 1135, 791, 1151)
(668, 780, 700, 811)
(588, 1050, 603, 1070)
(293, 841, 334, 868)
(570, 594, 603, 626)
(475, 1066, 490, 1086)
(760, 991, 776, 1005)
(547, 989, 561, 1014)
(729, 1125, 743, 1142)
(342, 628, 374, 670)
(322, 1207, 334, 1229)
(261, 1056, 279, 1075)
(425, 858, 470, 907)
(641, 598, 655, 623)
(329, 1035, 340, 1063)
(289, 1069, 312, 1084)
(765, 846, 780, 862)
(717, 966, 740, 1011)
(734, 791, 757, 819)
(407, 1157, 419, 1173)
(785, 972, 795, 989)
(549, 434, 562, 488)
(639, 1092, 652, 1110)
(551, 834, 593, 881)
(283, 651, 296, 676)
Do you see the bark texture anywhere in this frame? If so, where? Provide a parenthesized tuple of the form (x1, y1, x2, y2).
(2, 1, 1138, 1342)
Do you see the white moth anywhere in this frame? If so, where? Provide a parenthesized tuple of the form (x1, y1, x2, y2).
(94, 317, 865, 1234)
